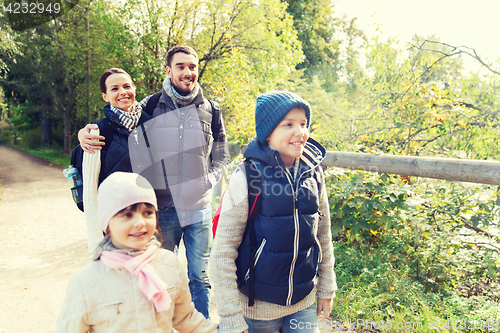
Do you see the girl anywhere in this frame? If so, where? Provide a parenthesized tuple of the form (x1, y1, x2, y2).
(210, 91, 337, 333)
(54, 172, 218, 332)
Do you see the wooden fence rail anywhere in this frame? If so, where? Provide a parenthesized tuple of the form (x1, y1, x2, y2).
(227, 143, 500, 186)
(323, 151, 500, 186)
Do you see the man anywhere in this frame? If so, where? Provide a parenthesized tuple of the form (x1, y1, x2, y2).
(78, 45, 230, 319)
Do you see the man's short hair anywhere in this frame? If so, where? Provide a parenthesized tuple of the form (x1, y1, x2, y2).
(166, 45, 199, 67)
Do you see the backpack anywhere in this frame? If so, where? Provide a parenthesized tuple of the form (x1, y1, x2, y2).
(145, 91, 222, 163)
(211, 159, 262, 237)
(211, 159, 263, 306)
(144, 91, 162, 116)
(70, 117, 113, 212)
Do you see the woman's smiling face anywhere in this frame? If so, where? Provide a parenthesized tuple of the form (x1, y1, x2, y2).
(102, 73, 136, 112)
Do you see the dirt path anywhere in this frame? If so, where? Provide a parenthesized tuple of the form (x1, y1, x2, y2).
(0, 146, 221, 333)
(0, 146, 88, 332)
(0, 146, 345, 333)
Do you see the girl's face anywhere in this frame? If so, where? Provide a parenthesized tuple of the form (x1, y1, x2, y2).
(102, 73, 136, 112)
(267, 107, 309, 168)
(108, 203, 157, 250)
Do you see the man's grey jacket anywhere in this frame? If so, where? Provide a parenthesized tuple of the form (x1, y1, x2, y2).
(129, 89, 230, 210)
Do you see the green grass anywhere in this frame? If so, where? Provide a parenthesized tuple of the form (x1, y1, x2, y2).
(330, 241, 500, 332)
(19, 146, 71, 168)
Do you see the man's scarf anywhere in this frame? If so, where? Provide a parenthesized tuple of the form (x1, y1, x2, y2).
(163, 77, 200, 108)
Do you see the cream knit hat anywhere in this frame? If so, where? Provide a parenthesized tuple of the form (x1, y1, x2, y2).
(97, 172, 157, 231)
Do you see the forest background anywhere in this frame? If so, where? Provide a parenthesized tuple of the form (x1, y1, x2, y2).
(0, 0, 499, 331)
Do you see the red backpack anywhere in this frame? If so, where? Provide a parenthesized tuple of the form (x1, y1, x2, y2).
(212, 159, 262, 237)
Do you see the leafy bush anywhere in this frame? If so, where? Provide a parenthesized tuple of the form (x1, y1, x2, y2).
(327, 170, 500, 332)
(327, 169, 414, 240)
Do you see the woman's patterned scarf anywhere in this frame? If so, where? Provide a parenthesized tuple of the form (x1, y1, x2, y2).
(110, 102, 142, 132)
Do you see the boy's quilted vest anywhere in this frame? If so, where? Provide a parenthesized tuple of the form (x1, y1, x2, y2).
(235, 159, 321, 306)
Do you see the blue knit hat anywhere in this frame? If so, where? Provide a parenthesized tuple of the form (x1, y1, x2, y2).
(255, 91, 311, 144)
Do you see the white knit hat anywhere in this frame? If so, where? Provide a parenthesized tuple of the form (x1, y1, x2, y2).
(97, 172, 157, 231)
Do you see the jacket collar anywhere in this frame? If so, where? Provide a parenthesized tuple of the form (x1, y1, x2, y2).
(244, 137, 325, 171)
(159, 86, 206, 109)
(299, 138, 326, 170)
(103, 105, 152, 133)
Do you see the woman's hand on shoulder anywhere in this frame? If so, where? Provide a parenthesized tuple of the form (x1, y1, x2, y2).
(79, 124, 105, 153)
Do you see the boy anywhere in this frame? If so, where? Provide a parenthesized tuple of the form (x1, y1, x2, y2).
(210, 91, 337, 333)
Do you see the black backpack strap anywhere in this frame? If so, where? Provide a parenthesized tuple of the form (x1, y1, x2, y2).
(94, 118, 112, 153)
(140, 123, 155, 166)
(208, 99, 221, 134)
(145, 91, 162, 116)
(207, 99, 222, 163)
(243, 159, 262, 306)
(71, 145, 84, 177)
(70, 117, 112, 212)
(93, 118, 113, 184)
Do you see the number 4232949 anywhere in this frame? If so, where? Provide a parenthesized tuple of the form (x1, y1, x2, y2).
(4, 1, 61, 15)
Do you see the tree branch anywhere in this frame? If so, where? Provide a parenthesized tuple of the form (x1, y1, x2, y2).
(460, 216, 500, 241)
(419, 39, 500, 77)
(461, 241, 500, 253)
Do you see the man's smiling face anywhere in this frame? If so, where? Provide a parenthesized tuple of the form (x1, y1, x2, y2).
(166, 52, 199, 95)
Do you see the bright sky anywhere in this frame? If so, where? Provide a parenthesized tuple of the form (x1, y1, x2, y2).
(333, 0, 500, 73)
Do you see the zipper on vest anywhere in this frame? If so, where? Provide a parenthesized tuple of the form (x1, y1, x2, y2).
(277, 155, 317, 306)
(276, 155, 300, 306)
(244, 238, 267, 282)
(177, 108, 184, 198)
(287, 199, 300, 306)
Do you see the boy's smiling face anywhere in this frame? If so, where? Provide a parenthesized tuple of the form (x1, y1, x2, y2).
(267, 107, 309, 167)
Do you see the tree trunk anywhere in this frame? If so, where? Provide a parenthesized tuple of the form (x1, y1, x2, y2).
(60, 80, 77, 154)
(41, 112, 52, 146)
(63, 110, 71, 154)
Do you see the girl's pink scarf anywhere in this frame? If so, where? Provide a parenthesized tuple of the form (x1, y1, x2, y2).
(100, 245, 172, 312)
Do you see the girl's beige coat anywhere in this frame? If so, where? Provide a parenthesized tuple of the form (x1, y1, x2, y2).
(54, 249, 218, 333)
